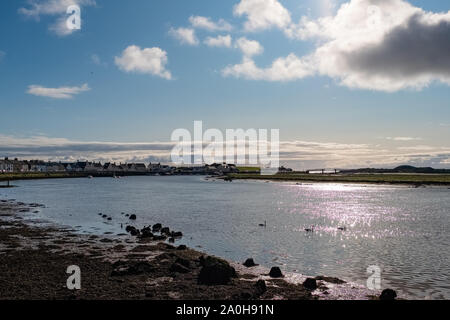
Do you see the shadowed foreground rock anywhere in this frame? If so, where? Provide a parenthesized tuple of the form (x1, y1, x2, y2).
(198, 256, 237, 285)
(303, 278, 318, 290)
(243, 258, 258, 268)
(380, 289, 397, 300)
(269, 267, 283, 278)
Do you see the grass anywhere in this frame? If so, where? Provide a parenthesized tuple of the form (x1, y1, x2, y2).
(236, 167, 261, 173)
(0, 172, 85, 182)
(227, 173, 450, 185)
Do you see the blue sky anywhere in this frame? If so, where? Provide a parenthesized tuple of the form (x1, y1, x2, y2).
(0, 0, 449, 169)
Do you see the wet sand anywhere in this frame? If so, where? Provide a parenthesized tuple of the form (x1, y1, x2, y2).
(0, 200, 379, 300)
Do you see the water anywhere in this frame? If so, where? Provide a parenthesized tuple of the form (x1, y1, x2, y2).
(1, 176, 449, 299)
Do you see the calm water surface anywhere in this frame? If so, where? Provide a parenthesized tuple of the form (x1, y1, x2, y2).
(2, 176, 449, 299)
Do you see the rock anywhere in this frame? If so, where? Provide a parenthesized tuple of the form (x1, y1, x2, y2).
(129, 214, 137, 220)
(177, 245, 187, 250)
(172, 231, 183, 238)
(111, 261, 154, 276)
(170, 263, 190, 274)
(161, 227, 170, 235)
(314, 275, 346, 284)
(107, 217, 112, 221)
(303, 278, 318, 290)
(198, 256, 237, 285)
(102, 214, 107, 218)
(379, 289, 397, 300)
(255, 280, 267, 295)
(269, 267, 283, 278)
(168, 237, 175, 243)
(175, 257, 191, 268)
(153, 235, 167, 241)
(243, 258, 258, 268)
(140, 227, 153, 239)
(152, 223, 162, 232)
(125, 225, 140, 236)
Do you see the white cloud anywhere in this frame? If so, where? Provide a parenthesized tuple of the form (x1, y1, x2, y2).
(114, 45, 172, 80)
(386, 137, 423, 141)
(233, 0, 291, 32)
(222, 54, 314, 81)
(235, 37, 263, 57)
(283, 0, 450, 91)
(204, 35, 232, 48)
(18, 0, 95, 36)
(27, 83, 90, 99)
(169, 27, 199, 46)
(189, 15, 232, 32)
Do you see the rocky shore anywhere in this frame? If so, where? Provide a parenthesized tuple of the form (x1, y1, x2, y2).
(0, 200, 385, 300)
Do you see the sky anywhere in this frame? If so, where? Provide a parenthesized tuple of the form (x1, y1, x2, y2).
(0, 0, 450, 169)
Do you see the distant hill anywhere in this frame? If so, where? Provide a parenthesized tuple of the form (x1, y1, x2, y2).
(341, 165, 450, 174)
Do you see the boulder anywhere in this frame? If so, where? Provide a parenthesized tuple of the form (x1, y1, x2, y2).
(269, 267, 283, 278)
(198, 256, 237, 285)
(140, 227, 153, 239)
(172, 231, 183, 238)
(379, 289, 397, 300)
(303, 278, 317, 290)
(152, 223, 162, 232)
(153, 235, 167, 241)
(243, 258, 258, 268)
(129, 214, 137, 220)
(161, 227, 170, 235)
(177, 245, 187, 250)
(125, 225, 139, 236)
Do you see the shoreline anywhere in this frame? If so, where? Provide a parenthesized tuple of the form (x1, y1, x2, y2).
(0, 200, 381, 300)
(224, 173, 450, 187)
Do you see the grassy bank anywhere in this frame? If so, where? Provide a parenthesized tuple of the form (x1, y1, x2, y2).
(227, 173, 450, 186)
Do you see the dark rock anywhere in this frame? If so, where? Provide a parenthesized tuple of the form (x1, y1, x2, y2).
(177, 245, 187, 250)
(243, 258, 258, 268)
(152, 223, 162, 232)
(315, 275, 346, 284)
(175, 257, 191, 268)
(111, 261, 154, 276)
(129, 214, 137, 220)
(255, 280, 267, 295)
(379, 289, 397, 300)
(140, 226, 153, 238)
(303, 278, 318, 290)
(102, 214, 107, 218)
(269, 267, 283, 278)
(170, 262, 190, 274)
(107, 217, 112, 221)
(153, 235, 167, 241)
(172, 231, 183, 238)
(168, 237, 175, 243)
(125, 225, 140, 236)
(198, 256, 237, 285)
(161, 227, 170, 235)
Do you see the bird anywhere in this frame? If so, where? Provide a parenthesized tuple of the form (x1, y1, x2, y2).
(259, 220, 267, 227)
(305, 225, 315, 232)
